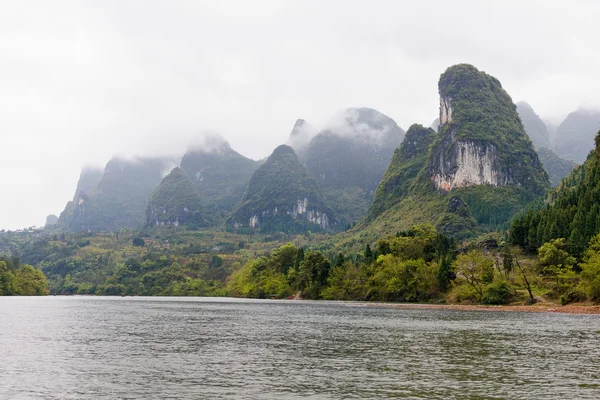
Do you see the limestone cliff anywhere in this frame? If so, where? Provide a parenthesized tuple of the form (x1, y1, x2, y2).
(429, 64, 548, 194)
(228, 145, 335, 233)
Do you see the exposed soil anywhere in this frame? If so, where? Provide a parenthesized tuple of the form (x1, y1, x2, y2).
(364, 302, 600, 315)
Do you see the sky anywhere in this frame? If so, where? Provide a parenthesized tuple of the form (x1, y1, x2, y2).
(2, 0, 600, 230)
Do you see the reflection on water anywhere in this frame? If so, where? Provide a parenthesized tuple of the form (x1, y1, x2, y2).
(1, 297, 599, 399)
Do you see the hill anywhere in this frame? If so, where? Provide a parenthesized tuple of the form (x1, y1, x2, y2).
(554, 109, 600, 163)
(344, 64, 549, 246)
(146, 167, 205, 228)
(228, 145, 335, 233)
(511, 130, 600, 256)
(58, 157, 171, 232)
(180, 135, 259, 218)
(536, 147, 576, 187)
(301, 107, 405, 224)
(516, 101, 552, 149)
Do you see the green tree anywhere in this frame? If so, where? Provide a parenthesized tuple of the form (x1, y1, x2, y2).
(538, 238, 576, 291)
(579, 234, 600, 302)
(454, 250, 495, 301)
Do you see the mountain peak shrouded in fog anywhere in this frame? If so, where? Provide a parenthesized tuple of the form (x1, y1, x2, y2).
(554, 109, 600, 163)
(3, 1, 600, 230)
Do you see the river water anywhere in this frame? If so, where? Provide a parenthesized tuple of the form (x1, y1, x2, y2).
(1, 297, 599, 399)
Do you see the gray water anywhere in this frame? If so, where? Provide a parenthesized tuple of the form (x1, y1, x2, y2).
(1, 297, 599, 399)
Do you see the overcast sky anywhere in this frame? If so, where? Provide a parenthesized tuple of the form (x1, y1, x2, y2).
(2, 0, 600, 230)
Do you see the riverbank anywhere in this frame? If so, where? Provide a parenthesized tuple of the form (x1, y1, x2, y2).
(366, 302, 600, 315)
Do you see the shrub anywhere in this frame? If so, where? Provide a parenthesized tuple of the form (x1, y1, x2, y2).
(481, 281, 513, 305)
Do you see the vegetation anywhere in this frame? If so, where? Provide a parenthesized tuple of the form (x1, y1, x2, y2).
(146, 167, 205, 228)
(58, 157, 170, 232)
(0, 256, 48, 295)
(180, 137, 259, 219)
(510, 131, 600, 256)
(536, 147, 576, 187)
(228, 145, 335, 233)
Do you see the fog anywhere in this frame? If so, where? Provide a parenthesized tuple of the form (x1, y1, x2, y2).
(2, 0, 600, 229)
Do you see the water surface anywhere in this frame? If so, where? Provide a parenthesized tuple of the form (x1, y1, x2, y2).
(1, 297, 599, 399)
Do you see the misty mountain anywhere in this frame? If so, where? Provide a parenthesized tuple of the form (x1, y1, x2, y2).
(180, 136, 260, 218)
(516, 101, 552, 149)
(554, 109, 600, 163)
(72, 167, 103, 201)
(44, 215, 58, 227)
(146, 167, 205, 228)
(58, 157, 173, 232)
(286, 119, 316, 155)
(228, 145, 335, 233)
(301, 107, 405, 223)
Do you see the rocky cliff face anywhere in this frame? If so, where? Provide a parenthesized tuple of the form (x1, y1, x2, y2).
(431, 136, 505, 192)
(228, 145, 335, 233)
(429, 64, 548, 194)
(146, 167, 204, 228)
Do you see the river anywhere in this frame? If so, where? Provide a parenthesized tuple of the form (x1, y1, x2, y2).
(1, 297, 599, 399)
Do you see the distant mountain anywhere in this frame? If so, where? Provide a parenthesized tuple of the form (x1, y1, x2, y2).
(301, 107, 405, 224)
(286, 119, 316, 155)
(72, 167, 103, 200)
(146, 167, 205, 228)
(180, 135, 260, 217)
(537, 147, 576, 187)
(516, 101, 552, 149)
(58, 157, 172, 232)
(228, 145, 335, 233)
(554, 109, 600, 163)
(350, 64, 549, 243)
(44, 215, 58, 227)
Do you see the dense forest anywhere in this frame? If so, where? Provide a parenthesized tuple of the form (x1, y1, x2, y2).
(0, 256, 48, 295)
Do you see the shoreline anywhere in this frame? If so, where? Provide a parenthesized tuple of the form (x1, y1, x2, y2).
(362, 302, 600, 315)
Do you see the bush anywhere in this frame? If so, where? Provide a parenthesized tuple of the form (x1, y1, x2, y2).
(481, 281, 513, 305)
(560, 287, 587, 305)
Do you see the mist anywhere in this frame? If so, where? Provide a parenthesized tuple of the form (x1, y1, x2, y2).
(2, 0, 600, 230)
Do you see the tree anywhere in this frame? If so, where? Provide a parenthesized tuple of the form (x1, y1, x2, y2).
(538, 238, 576, 291)
(454, 250, 495, 301)
(510, 246, 535, 304)
(579, 234, 600, 302)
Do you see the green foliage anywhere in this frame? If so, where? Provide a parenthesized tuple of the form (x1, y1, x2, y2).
(0, 258, 48, 296)
(537, 238, 576, 293)
(180, 138, 260, 217)
(481, 281, 513, 305)
(537, 147, 576, 187)
(228, 145, 336, 233)
(146, 167, 205, 228)
(579, 234, 600, 302)
(454, 250, 495, 301)
(433, 64, 549, 194)
(368, 124, 435, 219)
(510, 131, 600, 256)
